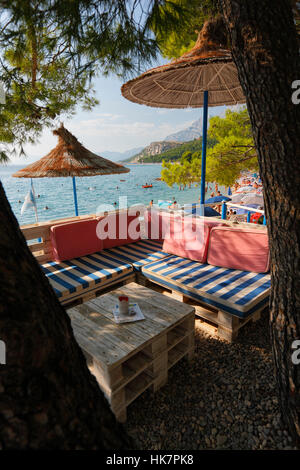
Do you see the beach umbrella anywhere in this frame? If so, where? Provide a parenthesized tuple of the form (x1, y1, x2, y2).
(241, 193, 264, 206)
(121, 18, 245, 205)
(235, 185, 255, 193)
(13, 124, 129, 216)
(205, 195, 231, 203)
(229, 193, 246, 203)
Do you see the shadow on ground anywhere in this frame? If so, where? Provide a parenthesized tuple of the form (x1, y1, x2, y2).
(124, 312, 296, 450)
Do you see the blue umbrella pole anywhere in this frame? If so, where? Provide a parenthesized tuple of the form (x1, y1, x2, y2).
(200, 90, 208, 206)
(72, 176, 79, 216)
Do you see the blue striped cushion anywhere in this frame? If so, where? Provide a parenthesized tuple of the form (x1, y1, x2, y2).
(101, 239, 170, 271)
(42, 253, 133, 301)
(141, 255, 271, 318)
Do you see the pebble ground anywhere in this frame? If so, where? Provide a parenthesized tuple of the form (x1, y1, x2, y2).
(124, 313, 298, 450)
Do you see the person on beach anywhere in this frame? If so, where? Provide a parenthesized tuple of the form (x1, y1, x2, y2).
(149, 200, 153, 207)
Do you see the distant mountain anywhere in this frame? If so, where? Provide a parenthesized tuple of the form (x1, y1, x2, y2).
(164, 118, 202, 142)
(100, 146, 144, 162)
(119, 118, 203, 164)
(122, 141, 181, 163)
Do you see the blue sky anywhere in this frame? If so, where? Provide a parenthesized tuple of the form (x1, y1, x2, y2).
(11, 62, 230, 164)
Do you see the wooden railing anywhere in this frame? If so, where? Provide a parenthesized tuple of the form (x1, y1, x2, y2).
(21, 214, 97, 263)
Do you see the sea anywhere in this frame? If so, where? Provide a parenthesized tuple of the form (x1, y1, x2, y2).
(0, 163, 225, 226)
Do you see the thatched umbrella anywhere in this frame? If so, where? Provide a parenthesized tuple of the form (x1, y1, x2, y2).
(121, 18, 246, 205)
(13, 124, 129, 216)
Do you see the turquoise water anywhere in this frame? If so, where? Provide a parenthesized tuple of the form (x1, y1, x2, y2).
(0, 163, 224, 226)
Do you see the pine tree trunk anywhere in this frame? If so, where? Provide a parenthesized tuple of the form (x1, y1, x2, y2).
(219, 0, 300, 442)
(0, 181, 132, 449)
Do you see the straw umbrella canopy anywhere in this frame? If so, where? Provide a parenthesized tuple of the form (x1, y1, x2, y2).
(121, 18, 246, 205)
(13, 124, 129, 216)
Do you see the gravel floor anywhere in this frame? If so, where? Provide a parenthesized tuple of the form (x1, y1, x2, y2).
(125, 312, 297, 450)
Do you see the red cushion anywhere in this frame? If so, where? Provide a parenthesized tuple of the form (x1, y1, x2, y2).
(162, 215, 225, 263)
(51, 219, 102, 262)
(207, 226, 270, 273)
(96, 212, 141, 249)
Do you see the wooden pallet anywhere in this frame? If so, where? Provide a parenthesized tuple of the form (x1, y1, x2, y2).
(67, 282, 195, 422)
(136, 275, 265, 342)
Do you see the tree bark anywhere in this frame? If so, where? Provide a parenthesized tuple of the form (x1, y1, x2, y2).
(219, 0, 300, 443)
(0, 181, 132, 449)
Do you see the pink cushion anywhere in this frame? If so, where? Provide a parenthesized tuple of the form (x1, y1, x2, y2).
(96, 213, 141, 249)
(162, 216, 226, 263)
(207, 227, 270, 273)
(144, 209, 166, 241)
(51, 219, 102, 262)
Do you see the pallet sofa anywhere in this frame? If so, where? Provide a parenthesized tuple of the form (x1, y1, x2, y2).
(22, 209, 271, 341)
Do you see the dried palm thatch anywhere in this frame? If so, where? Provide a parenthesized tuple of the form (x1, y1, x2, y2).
(121, 18, 246, 109)
(13, 124, 130, 178)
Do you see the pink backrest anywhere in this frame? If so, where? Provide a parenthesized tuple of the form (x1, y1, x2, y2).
(161, 213, 226, 263)
(207, 226, 270, 273)
(144, 209, 166, 241)
(51, 219, 102, 262)
(96, 212, 141, 249)
(51, 211, 141, 262)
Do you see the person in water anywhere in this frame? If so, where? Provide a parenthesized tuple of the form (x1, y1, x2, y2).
(44, 206, 49, 210)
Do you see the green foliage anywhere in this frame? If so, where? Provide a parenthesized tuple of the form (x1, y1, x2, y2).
(161, 108, 259, 187)
(139, 137, 216, 163)
(151, 0, 219, 59)
(205, 108, 258, 185)
(0, 0, 187, 161)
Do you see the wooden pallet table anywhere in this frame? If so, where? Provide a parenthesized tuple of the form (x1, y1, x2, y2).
(67, 282, 195, 422)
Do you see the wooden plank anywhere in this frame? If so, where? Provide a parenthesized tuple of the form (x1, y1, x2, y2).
(124, 282, 195, 317)
(68, 310, 131, 367)
(68, 282, 195, 422)
(125, 371, 153, 407)
(69, 302, 157, 357)
(28, 241, 47, 253)
(88, 293, 180, 335)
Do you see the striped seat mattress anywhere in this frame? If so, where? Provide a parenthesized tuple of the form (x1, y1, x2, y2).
(102, 239, 169, 271)
(141, 255, 271, 318)
(42, 239, 169, 304)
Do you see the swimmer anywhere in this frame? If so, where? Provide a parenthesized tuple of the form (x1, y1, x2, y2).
(44, 206, 49, 210)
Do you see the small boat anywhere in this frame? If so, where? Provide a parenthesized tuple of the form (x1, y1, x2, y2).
(142, 184, 153, 188)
